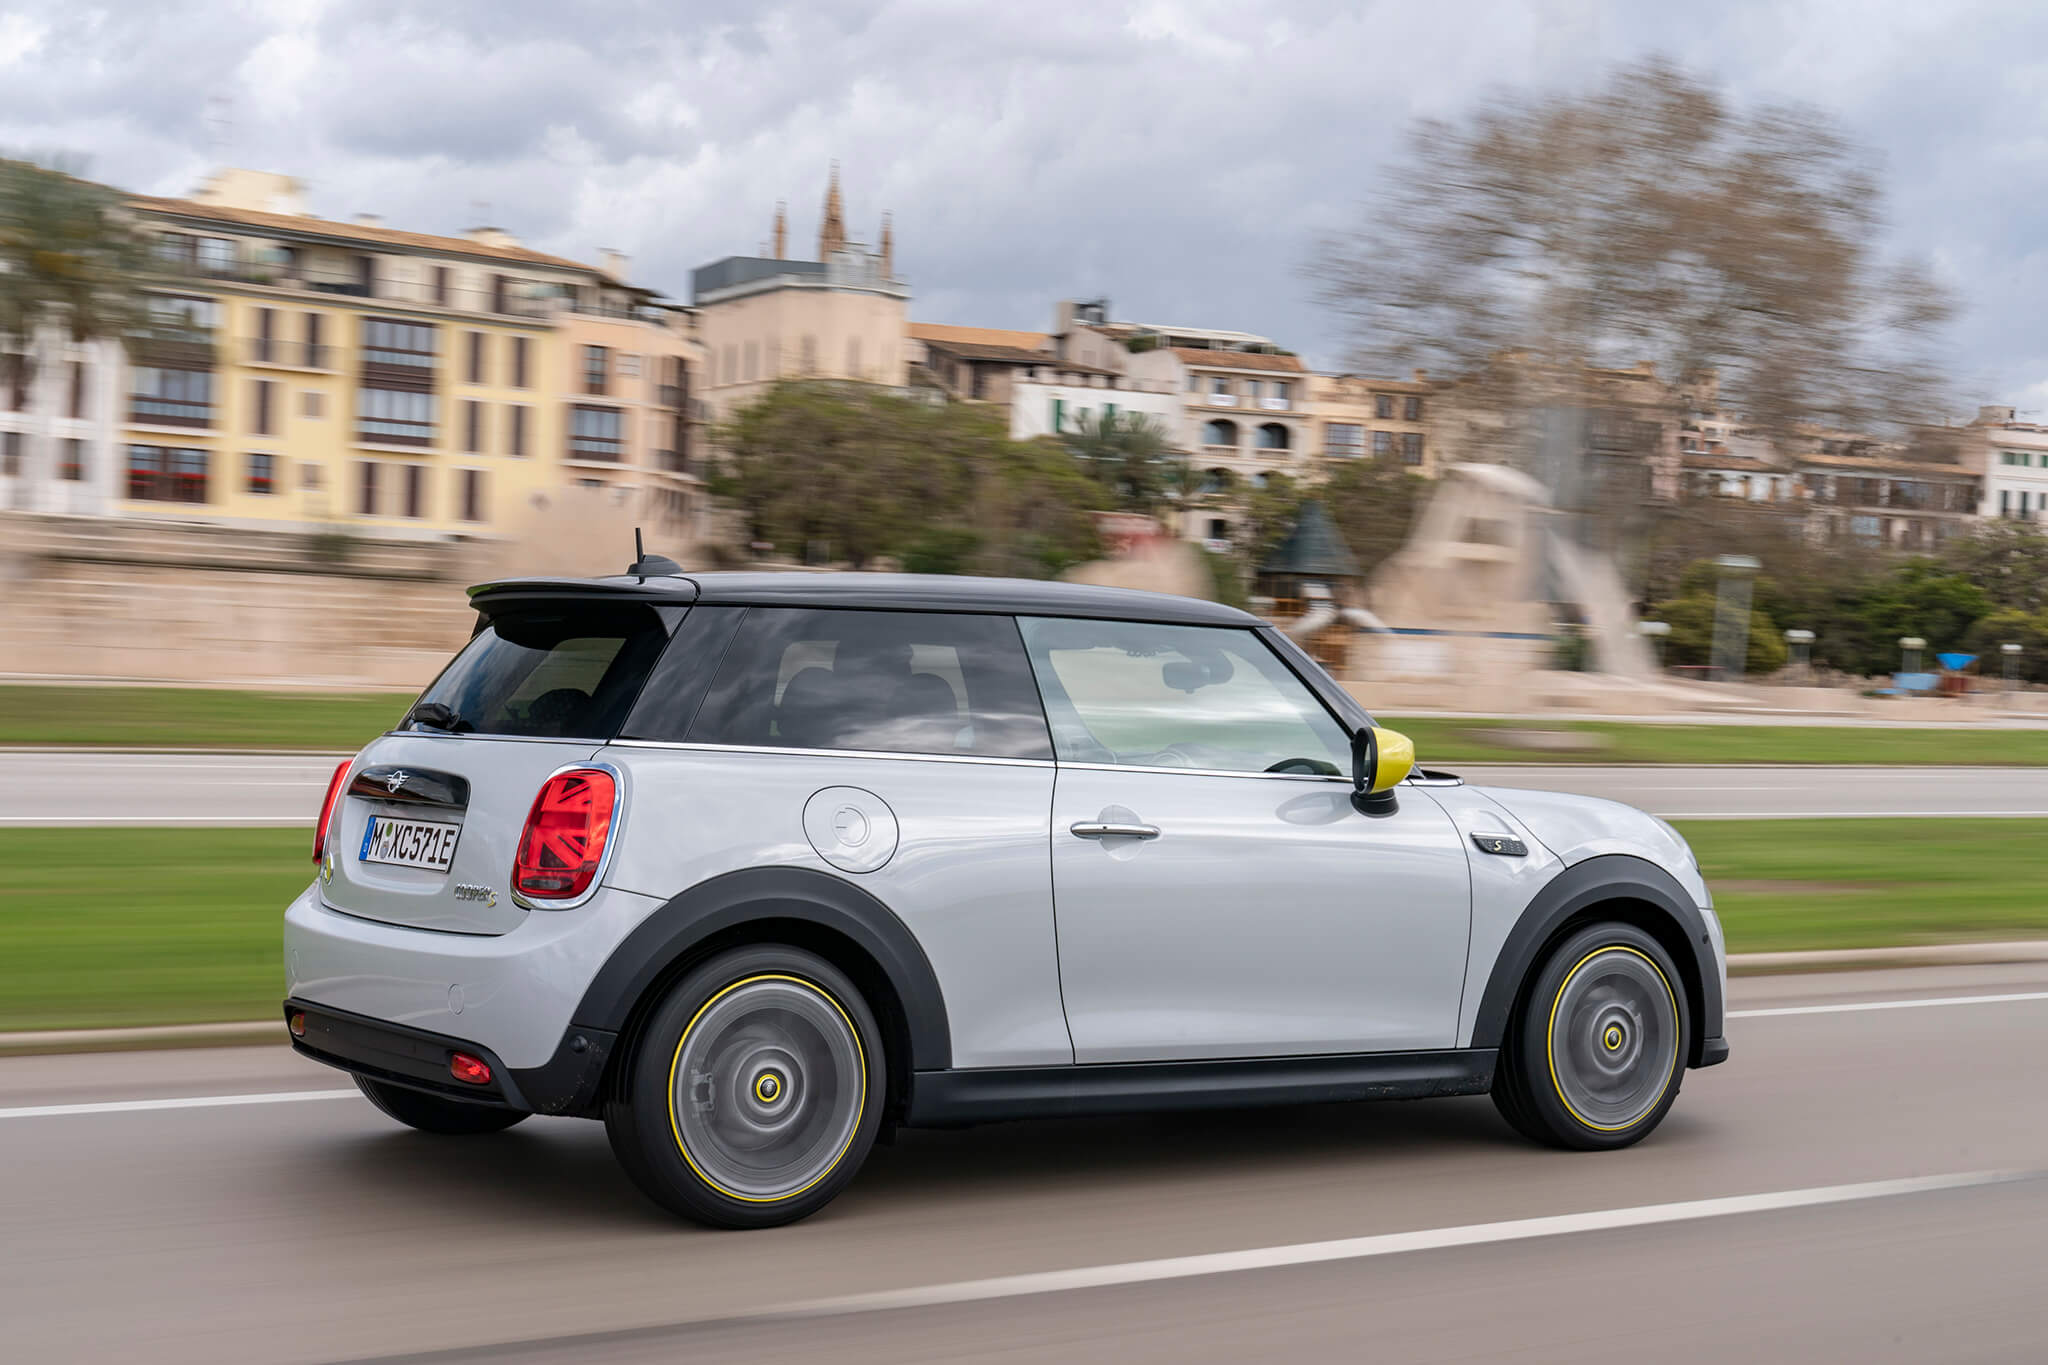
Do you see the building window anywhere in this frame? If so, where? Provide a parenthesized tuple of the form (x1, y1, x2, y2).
(1373, 430, 1394, 457)
(254, 308, 277, 365)
(251, 379, 275, 436)
(145, 294, 219, 336)
(361, 318, 437, 370)
(1401, 432, 1425, 466)
(196, 237, 235, 275)
(1327, 423, 1364, 457)
(1201, 418, 1238, 448)
(1403, 395, 1424, 421)
(462, 399, 482, 453)
(305, 313, 326, 369)
(68, 362, 87, 418)
(130, 367, 214, 426)
(569, 405, 624, 460)
(511, 336, 530, 388)
(358, 461, 379, 515)
(1375, 394, 1395, 419)
(1245, 381, 1264, 401)
(127, 445, 208, 502)
(1272, 381, 1290, 405)
(355, 388, 436, 446)
(247, 451, 276, 494)
(60, 438, 84, 481)
(301, 463, 323, 490)
(1256, 423, 1290, 451)
(433, 267, 450, 306)
(583, 345, 609, 395)
(459, 468, 484, 523)
(1209, 376, 1231, 397)
(465, 331, 486, 385)
(403, 464, 425, 519)
(302, 391, 324, 419)
(354, 254, 378, 297)
(1, 431, 19, 475)
(617, 353, 642, 379)
(508, 404, 528, 457)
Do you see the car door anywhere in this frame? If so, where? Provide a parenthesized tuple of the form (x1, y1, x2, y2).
(1020, 616, 1471, 1064)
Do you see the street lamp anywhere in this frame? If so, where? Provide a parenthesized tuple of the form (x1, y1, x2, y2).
(2003, 642, 2024, 691)
(1785, 628, 1815, 680)
(1638, 619, 1671, 669)
(1899, 636, 1926, 675)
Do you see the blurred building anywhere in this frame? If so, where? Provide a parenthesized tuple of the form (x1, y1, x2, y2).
(1308, 372, 1435, 473)
(108, 168, 701, 539)
(691, 169, 909, 421)
(1961, 405, 2048, 527)
(1124, 341, 1309, 540)
(0, 324, 123, 516)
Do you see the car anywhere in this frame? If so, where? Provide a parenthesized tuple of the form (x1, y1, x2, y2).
(283, 565, 1728, 1229)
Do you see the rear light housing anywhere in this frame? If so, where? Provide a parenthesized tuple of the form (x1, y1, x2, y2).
(512, 766, 618, 906)
(312, 758, 352, 866)
(449, 1052, 492, 1086)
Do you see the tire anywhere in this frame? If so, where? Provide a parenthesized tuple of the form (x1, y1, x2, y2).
(1492, 922, 1688, 1151)
(353, 1075, 529, 1135)
(604, 946, 886, 1229)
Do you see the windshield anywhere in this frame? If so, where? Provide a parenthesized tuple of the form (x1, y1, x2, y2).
(408, 603, 670, 740)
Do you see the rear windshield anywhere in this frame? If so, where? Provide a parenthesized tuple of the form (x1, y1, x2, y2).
(408, 604, 670, 739)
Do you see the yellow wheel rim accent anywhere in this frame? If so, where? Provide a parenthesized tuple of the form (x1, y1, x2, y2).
(1603, 1025, 1624, 1051)
(665, 973, 868, 1204)
(755, 1072, 783, 1103)
(1546, 945, 1681, 1133)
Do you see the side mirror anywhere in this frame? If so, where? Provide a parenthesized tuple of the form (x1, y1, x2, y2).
(1351, 725, 1416, 813)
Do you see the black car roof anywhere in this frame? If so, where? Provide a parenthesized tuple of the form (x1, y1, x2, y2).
(468, 570, 1260, 627)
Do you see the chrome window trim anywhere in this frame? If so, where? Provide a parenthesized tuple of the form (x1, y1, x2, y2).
(1053, 760, 1350, 784)
(511, 759, 627, 912)
(606, 738, 1057, 769)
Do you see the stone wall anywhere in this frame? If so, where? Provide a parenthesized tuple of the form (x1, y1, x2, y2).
(0, 514, 482, 688)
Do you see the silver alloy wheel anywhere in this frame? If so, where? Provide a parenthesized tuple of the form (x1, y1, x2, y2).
(669, 976, 866, 1201)
(1547, 948, 1678, 1131)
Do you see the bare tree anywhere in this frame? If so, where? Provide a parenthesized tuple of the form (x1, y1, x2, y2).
(1310, 58, 1955, 448)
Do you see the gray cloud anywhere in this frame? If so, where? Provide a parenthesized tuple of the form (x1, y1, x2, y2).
(2, 0, 2045, 413)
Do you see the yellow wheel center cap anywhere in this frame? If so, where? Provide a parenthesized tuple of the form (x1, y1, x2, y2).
(1603, 1025, 1625, 1052)
(755, 1072, 783, 1103)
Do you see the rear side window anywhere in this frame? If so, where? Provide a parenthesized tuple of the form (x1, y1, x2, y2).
(411, 603, 669, 739)
(688, 608, 1052, 760)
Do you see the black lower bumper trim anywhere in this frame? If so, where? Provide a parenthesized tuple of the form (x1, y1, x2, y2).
(283, 998, 521, 1109)
(906, 1048, 1497, 1126)
(1697, 1035, 1730, 1068)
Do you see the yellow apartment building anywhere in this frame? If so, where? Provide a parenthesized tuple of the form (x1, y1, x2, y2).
(1308, 372, 1437, 474)
(119, 169, 700, 539)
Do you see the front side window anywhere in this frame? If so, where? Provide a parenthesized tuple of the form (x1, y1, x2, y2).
(690, 608, 1052, 759)
(1017, 617, 1350, 775)
(414, 604, 670, 740)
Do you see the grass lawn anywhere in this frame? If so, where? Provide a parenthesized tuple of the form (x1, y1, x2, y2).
(2, 820, 2044, 1033)
(1385, 717, 2048, 767)
(1673, 818, 2048, 953)
(0, 685, 407, 751)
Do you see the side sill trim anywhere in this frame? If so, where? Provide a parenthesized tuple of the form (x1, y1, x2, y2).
(904, 1048, 1496, 1126)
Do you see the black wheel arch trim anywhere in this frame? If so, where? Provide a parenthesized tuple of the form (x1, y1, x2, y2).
(565, 865, 953, 1077)
(1471, 854, 1724, 1067)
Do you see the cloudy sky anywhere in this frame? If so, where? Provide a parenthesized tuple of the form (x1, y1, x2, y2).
(3, 0, 2045, 413)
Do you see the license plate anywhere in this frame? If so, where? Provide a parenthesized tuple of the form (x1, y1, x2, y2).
(359, 815, 461, 872)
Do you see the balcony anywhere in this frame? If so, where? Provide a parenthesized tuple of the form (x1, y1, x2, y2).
(1257, 396, 1292, 411)
(1205, 394, 1238, 407)
(568, 437, 624, 462)
(244, 338, 333, 370)
(128, 397, 213, 428)
(150, 257, 569, 319)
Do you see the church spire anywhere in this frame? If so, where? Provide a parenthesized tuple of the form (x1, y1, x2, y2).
(772, 200, 787, 260)
(879, 211, 893, 276)
(817, 161, 846, 259)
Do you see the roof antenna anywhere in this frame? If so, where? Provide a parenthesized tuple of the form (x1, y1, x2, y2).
(628, 526, 682, 579)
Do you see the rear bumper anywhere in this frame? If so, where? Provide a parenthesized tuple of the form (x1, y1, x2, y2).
(1697, 1035, 1730, 1068)
(285, 997, 616, 1117)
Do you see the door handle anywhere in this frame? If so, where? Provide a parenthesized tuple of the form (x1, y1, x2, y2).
(1070, 821, 1160, 840)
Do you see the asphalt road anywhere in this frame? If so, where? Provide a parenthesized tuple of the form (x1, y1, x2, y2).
(3, 751, 2046, 824)
(5, 964, 2048, 1363)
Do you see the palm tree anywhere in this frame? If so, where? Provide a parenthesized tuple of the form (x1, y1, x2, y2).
(1061, 409, 1176, 514)
(0, 159, 151, 497)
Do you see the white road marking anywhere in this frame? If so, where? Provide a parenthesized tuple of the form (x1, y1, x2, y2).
(783, 1170, 2038, 1317)
(0, 1089, 356, 1120)
(1730, 990, 2048, 1019)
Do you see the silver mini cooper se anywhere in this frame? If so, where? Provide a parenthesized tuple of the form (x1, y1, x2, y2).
(284, 568, 1727, 1228)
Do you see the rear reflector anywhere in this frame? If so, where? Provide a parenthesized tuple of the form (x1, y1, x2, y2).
(512, 768, 617, 902)
(288, 1012, 306, 1038)
(449, 1052, 492, 1086)
(312, 758, 352, 866)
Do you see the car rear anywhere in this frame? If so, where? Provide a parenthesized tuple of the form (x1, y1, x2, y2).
(285, 580, 690, 1109)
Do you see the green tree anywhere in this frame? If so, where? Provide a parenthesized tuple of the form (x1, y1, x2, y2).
(1941, 522, 2048, 614)
(1060, 409, 1174, 514)
(1318, 459, 1427, 580)
(1964, 609, 2048, 685)
(1644, 595, 1787, 674)
(710, 381, 1100, 577)
(0, 157, 150, 404)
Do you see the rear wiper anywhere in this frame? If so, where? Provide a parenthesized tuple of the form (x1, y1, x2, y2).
(407, 701, 465, 733)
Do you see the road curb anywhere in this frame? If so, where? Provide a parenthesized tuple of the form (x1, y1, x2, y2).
(7, 939, 2048, 1056)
